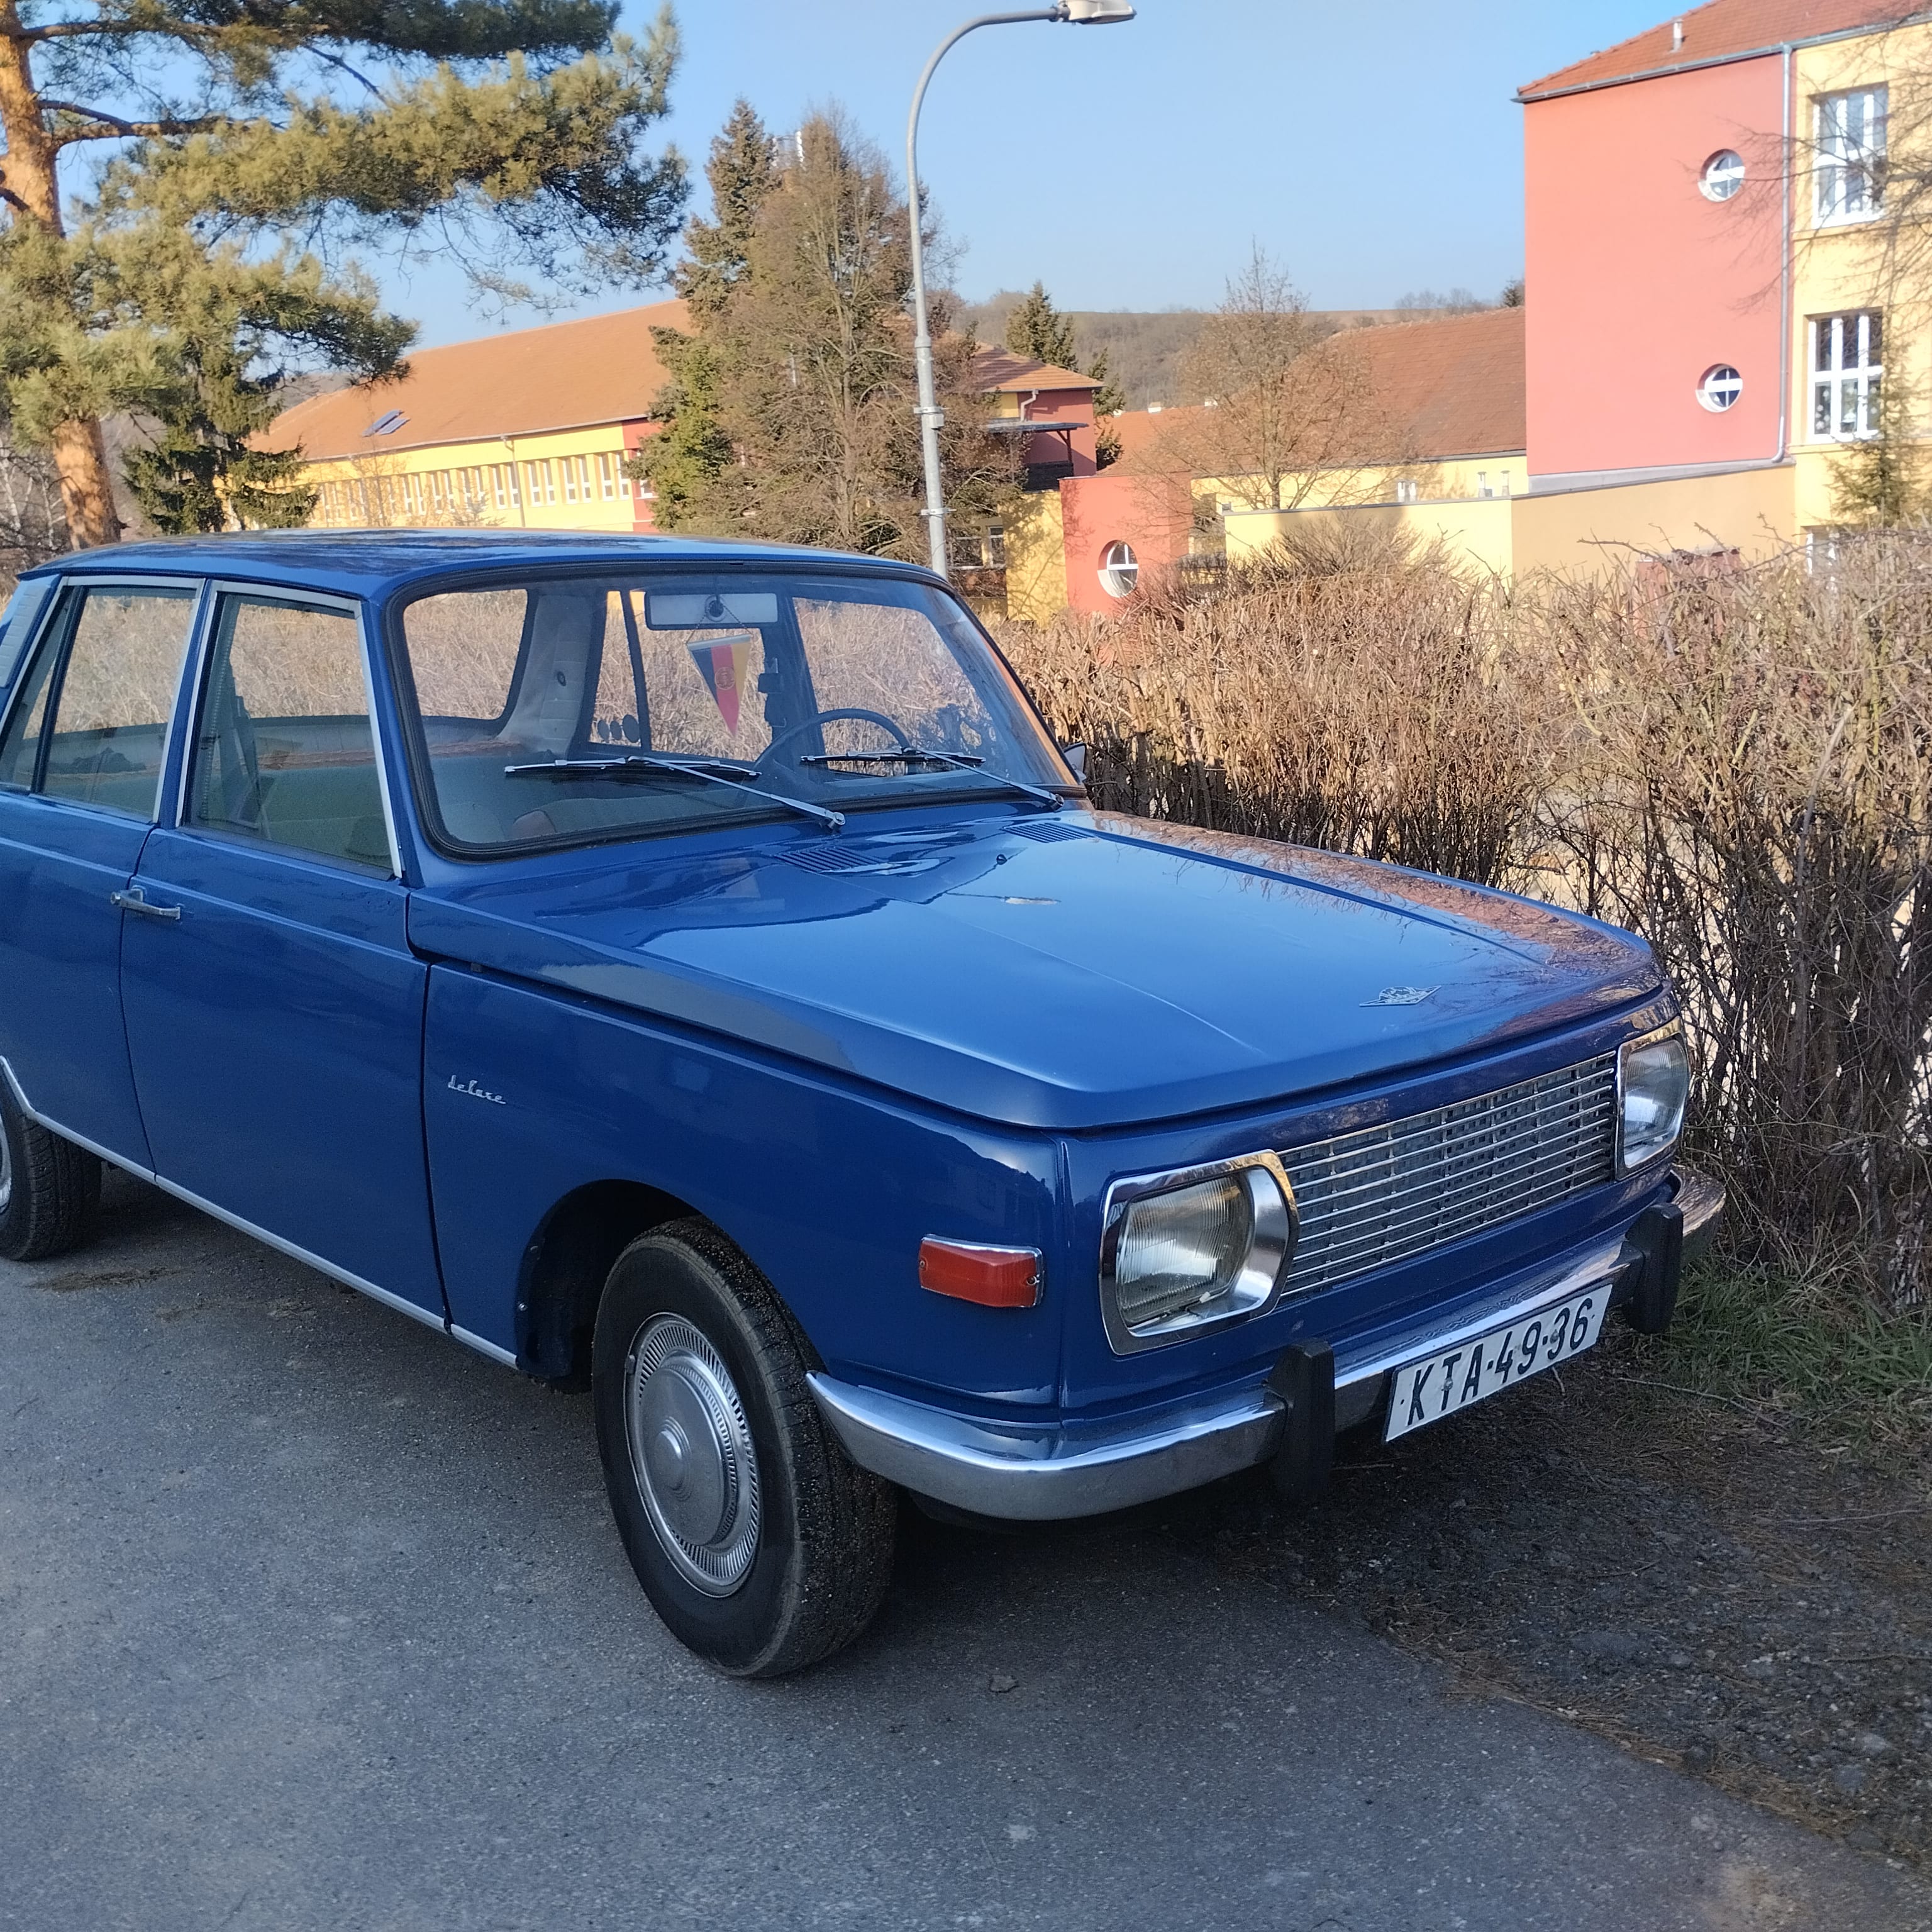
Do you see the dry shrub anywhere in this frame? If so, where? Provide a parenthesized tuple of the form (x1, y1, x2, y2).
(1001, 555, 1541, 888)
(996, 534, 1932, 1309)
(1530, 539, 1932, 1301)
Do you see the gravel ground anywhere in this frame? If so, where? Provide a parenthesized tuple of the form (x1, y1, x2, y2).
(3, 1169, 1928, 1931)
(1130, 1327, 1932, 1867)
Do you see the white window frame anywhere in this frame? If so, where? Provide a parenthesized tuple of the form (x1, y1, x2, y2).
(1816, 86, 1887, 226)
(1697, 365, 1744, 413)
(1699, 150, 1746, 203)
(1811, 311, 1884, 440)
(1099, 541, 1139, 599)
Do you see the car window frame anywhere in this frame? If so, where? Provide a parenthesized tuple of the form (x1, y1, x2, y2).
(177, 580, 403, 880)
(0, 574, 210, 824)
(382, 559, 1080, 865)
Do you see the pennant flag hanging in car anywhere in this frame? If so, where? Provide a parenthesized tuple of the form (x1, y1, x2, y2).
(686, 631, 756, 735)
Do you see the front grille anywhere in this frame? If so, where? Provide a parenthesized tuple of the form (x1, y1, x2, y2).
(1279, 1055, 1619, 1294)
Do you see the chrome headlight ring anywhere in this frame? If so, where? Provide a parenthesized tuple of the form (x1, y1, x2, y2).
(1099, 1150, 1299, 1355)
(1617, 1019, 1690, 1175)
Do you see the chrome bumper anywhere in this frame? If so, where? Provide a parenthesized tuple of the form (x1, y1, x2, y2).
(809, 1167, 1724, 1523)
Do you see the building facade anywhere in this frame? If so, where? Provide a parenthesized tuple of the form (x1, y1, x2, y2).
(259, 304, 686, 536)
(1043, 0, 1931, 606)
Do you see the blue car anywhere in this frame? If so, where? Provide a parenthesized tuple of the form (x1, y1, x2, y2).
(0, 533, 1718, 1674)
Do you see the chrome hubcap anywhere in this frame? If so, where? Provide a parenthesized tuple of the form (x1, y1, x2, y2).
(0, 1116, 11, 1217)
(624, 1314, 761, 1597)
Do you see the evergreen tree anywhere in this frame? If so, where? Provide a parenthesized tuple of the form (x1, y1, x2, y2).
(641, 109, 1011, 559)
(1087, 343, 1126, 468)
(1004, 281, 1079, 370)
(0, 0, 687, 543)
(636, 99, 777, 523)
(675, 98, 780, 323)
(1830, 379, 1928, 526)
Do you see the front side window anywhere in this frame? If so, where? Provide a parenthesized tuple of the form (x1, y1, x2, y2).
(1817, 87, 1886, 224)
(393, 571, 1070, 853)
(187, 593, 391, 872)
(0, 584, 197, 814)
(1813, 311, 1884, 438)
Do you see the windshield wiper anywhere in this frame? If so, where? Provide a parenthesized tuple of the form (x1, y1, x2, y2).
(505, 753, 844, 831)
(798, 745, 1063, 811)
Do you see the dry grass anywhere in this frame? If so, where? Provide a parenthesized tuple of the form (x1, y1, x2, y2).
(996, 533, 1932, 1370)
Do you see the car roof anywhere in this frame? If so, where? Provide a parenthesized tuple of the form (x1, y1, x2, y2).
(22, 529, 940, 602)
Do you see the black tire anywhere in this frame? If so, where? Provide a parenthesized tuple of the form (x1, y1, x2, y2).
(592, 1218, 897, 1677)
(0, 1079, 102, 1263)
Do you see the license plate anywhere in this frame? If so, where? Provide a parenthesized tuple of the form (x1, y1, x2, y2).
(1384, 1285, 1609, 1442)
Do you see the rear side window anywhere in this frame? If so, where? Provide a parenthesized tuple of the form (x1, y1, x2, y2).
(187, 593, 391, 873)
(0, 584, 199, 814)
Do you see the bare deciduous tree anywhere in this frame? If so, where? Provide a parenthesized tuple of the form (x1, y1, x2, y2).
(1128, 250, 1389, 511)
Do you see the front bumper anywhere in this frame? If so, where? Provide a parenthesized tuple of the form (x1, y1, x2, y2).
(808, 1167, 1724, 1523)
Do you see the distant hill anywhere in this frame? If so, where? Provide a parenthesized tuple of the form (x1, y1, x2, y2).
(958, 294, 1416, 410)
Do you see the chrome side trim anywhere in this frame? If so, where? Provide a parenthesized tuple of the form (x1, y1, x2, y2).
(0, 1055, 153, 1179)
(0, 1053, 446, 1340)
(808, 1370, 1285, 1522)
(450, 1325, 519, 1369)
(142, 1173, 448, 1336)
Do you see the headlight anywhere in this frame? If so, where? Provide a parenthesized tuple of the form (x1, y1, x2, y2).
(1100, 1153, 1297, 1353)
(1618, 1024, 1690, 1173)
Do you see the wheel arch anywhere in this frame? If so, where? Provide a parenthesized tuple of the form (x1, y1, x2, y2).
(515, 1179, 700, 1387)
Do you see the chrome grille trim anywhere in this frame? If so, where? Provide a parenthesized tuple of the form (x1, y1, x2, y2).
(1280, 1055, 1619, 1293)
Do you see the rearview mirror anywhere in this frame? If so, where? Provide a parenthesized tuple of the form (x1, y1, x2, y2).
(1062, 742, 1088, 783)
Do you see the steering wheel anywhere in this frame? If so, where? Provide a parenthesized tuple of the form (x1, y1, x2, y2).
(763, 706, 916, 763)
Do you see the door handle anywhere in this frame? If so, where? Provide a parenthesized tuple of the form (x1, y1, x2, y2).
(111, 887, 182, 923)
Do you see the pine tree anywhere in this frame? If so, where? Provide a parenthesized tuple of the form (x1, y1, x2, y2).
(1087, 343, 1126, 468)
(1004, 282, 1079, 370)
(675, 99, 780, 323)
(636, 99, 778, 523)
(0, 0, 687, 544)
(641, 109, 1012, 558)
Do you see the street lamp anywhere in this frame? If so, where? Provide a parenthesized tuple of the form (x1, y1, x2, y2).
(906, 0, 1136, 578)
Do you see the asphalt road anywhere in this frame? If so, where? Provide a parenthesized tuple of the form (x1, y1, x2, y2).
(4, 1172, 1928, 1932)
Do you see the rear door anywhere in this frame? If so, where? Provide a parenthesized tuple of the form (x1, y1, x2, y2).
(118, 584, 445, 1323)
(0, 577, 203, 1165)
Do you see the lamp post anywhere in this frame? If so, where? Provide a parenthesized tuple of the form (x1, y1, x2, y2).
(906, 0, 1136, 579)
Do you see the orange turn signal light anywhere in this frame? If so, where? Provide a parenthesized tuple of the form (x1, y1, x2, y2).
(919, 1238, 1042, 1309)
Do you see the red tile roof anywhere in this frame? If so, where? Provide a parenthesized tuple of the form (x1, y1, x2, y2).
(259, 301, 691, 460)
(1519, 1, 1923, 101)
(971, 348, 1101, 394)
(262, 304, 1096, 462)
(1109, 308, 1525, 474)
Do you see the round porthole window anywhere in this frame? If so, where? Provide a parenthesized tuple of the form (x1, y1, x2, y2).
(1699, 150, 1746, 201)
(1099, 541, 1140, 599)
(1697, 365, 1744, 412)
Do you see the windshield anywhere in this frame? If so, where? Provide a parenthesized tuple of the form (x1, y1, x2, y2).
(392, 570, 1072, 853)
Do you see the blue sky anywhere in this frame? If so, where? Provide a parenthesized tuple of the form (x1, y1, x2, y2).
(401, 0, 1676, 345)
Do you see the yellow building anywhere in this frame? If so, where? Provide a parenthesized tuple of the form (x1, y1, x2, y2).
(260, 303, 686, 535)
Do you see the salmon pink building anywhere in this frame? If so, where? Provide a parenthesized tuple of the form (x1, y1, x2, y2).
(1050, 0, 1932, 604)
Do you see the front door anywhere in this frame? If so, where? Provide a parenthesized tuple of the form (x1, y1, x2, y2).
(0, 579, 203, 1165)
(119, 586, 445, 1321)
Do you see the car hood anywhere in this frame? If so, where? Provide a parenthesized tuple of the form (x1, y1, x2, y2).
(408, 811, 1662, 1130)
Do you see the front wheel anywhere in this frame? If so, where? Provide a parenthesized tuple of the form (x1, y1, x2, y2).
(592, 1219, 897, 1676)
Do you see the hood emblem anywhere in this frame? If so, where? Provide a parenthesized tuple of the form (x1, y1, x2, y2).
(1365, 986, 1438, 1008)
